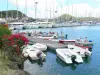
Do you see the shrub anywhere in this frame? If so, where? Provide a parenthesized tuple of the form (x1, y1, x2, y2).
(0, 25, 11, 47)
(2, 34, 29, 55)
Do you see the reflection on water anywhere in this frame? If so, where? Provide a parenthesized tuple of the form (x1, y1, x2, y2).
(56, 57, 81, 71)
(83, 57, 92, 64)
(56, 57, 70, 67)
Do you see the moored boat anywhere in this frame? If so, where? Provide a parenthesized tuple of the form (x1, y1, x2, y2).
(56, 49, 73, 64)
(22, 45, 46, 60)
(32, 43, 47, 51)
(75, 41, 93, 46)
(56, 48, 83, 64)
(59, 40, 76, 44)
(67, 45, 92, 57)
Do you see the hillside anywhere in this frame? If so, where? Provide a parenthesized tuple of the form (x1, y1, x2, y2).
(54, 14, 100, 23)
(0, 10, 27, 19)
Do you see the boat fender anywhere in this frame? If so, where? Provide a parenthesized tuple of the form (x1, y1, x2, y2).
(71, 55, 76, 62)
(85, 52, 89, 57)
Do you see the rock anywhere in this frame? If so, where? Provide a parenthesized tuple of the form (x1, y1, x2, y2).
(7, 61, 19, 70)
(8, 55, 26, 69)
(24, 71, 31, 75)
(7, 70, 26, 75)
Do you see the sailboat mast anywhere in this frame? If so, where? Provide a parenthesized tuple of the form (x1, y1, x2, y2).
(61, 4, 62, 23)
(34, 0, 38, 20)
(12, 10, 13, 19)
(52, 0, 54, 18)
(50, 6, 51, 19)
(16, 0, 18, 19)
(45, 0, 47, 21)
(26, 0, 27, 17)
(1, 11, 2, 18)
(6, 0, 8, 19)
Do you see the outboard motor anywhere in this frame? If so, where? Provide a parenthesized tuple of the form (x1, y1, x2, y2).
(89, 40, 92, 42)
(14, 28, 16, 30)
(71, 55, 76, 63)
(85, 52, 89, 57)
(37, 51, 42, 62)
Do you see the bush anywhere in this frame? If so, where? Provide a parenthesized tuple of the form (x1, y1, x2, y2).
(0, 25, 11, 47)
(2, 34, 29, 55)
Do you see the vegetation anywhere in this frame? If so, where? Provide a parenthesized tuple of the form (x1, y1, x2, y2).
(0, 24, 29, 75)
(51, 14, 100, 23)
(0, 25, 11, 47)
(0, 55, 13, 75)
(0, 10, 26, 19)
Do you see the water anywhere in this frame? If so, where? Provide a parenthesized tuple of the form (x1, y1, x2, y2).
(22, 25, 100, 75)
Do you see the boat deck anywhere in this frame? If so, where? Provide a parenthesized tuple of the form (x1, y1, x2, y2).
(26, 35, 67, 51)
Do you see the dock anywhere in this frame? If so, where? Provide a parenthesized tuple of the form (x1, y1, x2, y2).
(26, 36, 67, 50)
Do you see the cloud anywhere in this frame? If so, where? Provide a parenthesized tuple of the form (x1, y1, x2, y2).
(9, 0, 100, 18)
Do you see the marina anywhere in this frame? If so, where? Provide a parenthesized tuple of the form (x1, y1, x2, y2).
(0, 0, 100, 75)
(23, 26, 99, 75)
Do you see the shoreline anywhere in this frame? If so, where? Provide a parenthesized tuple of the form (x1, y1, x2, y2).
(11, 24, 99, 31)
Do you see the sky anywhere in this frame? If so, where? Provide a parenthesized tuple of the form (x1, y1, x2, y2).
(0, 0, 100, 18)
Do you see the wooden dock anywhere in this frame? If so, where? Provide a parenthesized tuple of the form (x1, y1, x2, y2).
(26, 36, 67, 50)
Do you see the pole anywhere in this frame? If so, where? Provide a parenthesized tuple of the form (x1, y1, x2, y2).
(35, 2, 38, 19)
(12, 10, 13, 19)
(25, 0, 27, 16)
(45, 0, 47, 20)
(52, 0, 55, 19)
(6, 0, 8, 19)
(16, 0, 18, 19)
(1, 11, 2, 18)
(61, 4, 62, 23)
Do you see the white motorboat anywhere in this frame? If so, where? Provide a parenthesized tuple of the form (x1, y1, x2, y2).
(22, 45, 46, 60)
(38, 22, 53, 28)
(56, 49, 73, 64)
(8, 22, 24, 30)
(75, 41, 93, 46)
(37, 36, 54, 40)
(56, 49, 83, 64)
(67, 45, 92, 57)
(24, 22, 39, 29)
(27, 50, 46, 60)
(32, 43, 47, 51)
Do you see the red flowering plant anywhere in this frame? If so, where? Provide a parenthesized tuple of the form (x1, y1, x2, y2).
(2, 34, 29, 56)
(0, 25, 11, 48)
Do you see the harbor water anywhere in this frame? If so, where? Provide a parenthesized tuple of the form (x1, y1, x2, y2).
(18, 25, 100, 75)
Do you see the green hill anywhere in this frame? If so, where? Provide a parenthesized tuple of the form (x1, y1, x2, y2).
(54, 14, 100, 22)
(0, 10, 27, 19)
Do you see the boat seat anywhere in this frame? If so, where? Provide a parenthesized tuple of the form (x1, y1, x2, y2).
(64, 52, 71, 57)
(30, 50, 36, 51)
(70, 48, 74, 49)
